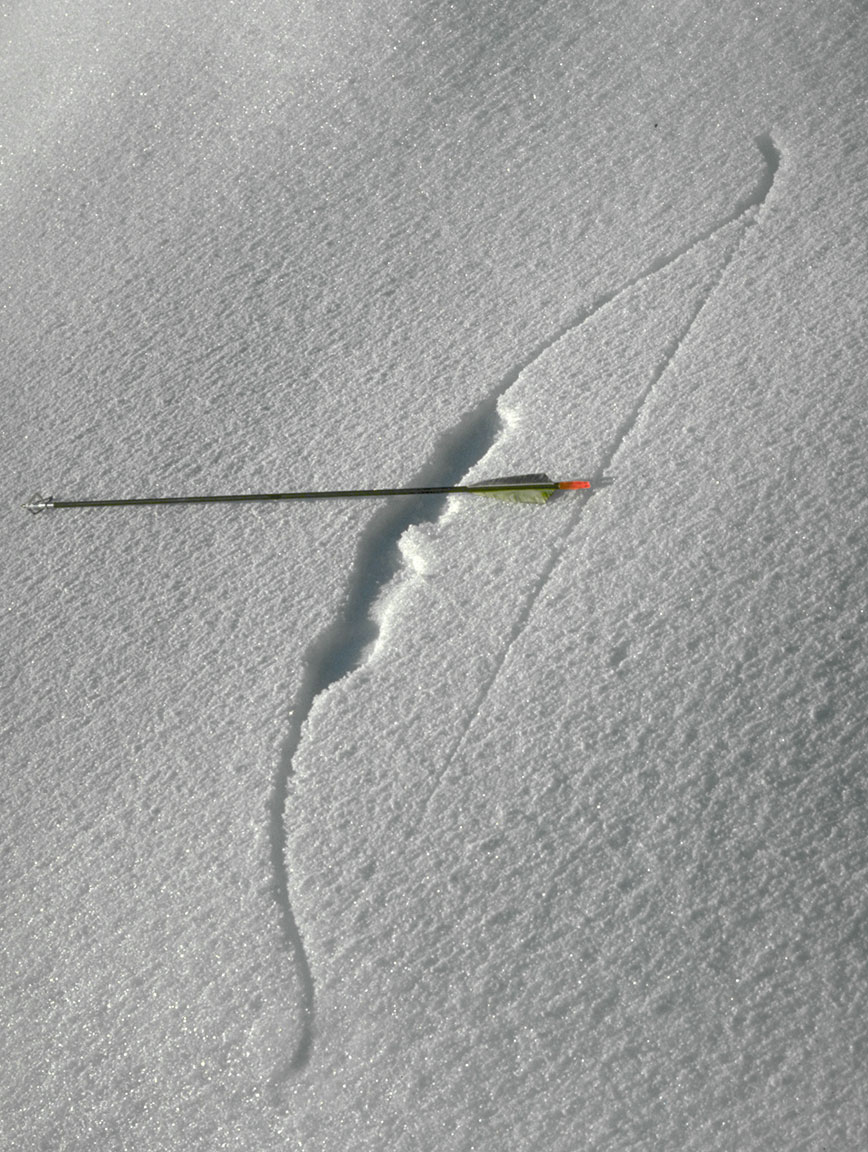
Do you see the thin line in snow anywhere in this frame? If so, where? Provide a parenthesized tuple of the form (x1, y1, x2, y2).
(420, 135, 780, 816)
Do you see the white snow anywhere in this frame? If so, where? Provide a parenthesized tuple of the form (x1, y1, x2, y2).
(3, 1, 867, 1148)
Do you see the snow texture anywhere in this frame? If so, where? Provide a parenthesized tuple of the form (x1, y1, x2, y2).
(3, 1, 868, 1149)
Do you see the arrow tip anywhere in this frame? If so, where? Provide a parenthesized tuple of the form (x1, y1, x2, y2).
(23, 494, 54, 514)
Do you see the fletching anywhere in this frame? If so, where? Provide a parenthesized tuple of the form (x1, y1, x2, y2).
(470, 474, 558, 504)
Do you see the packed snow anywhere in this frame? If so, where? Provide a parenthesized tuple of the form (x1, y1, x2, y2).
(3, 1, 867, 1149)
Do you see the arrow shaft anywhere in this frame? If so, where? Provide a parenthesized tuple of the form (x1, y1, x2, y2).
(55, 484, 552, 508)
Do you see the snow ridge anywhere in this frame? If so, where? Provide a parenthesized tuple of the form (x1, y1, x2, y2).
(268, 135, 780, 1073)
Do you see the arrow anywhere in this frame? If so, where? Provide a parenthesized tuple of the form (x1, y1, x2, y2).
(23, 474, 611, 513)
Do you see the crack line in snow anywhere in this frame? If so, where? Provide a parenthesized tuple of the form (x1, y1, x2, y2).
(268, 134, 779, 1072)
(422, 135, 780, 811)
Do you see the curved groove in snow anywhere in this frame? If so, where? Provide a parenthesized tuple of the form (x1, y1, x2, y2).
(268, 133, 781, 1073)
(425, 134, 781, 808)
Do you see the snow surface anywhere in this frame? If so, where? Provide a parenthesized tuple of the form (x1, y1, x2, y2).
(3, 1, 868, 1148)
